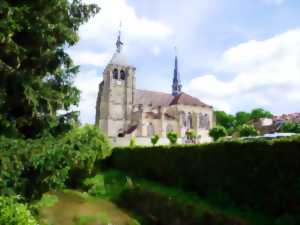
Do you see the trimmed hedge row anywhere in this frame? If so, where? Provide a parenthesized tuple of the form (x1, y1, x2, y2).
(107, 137, 300, 216)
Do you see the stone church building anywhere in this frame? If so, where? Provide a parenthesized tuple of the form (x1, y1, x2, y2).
(95, 31, 214, 146)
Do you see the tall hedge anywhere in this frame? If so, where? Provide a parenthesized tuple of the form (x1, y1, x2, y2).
(108, 137, 300, 216)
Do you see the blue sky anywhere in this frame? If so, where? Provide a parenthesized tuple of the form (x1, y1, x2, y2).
(70, 0, 300, 124)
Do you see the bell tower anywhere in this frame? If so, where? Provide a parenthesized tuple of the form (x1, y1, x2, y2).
(95, 28, 136, 137)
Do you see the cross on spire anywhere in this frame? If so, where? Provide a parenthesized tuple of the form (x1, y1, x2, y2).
(116, 22, 123, 53)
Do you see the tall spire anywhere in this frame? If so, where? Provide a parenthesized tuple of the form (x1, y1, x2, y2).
(172, 47, 182, 96)
(116, 22, 123, 53)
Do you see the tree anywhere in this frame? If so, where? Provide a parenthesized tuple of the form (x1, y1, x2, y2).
(235, 111, 251, 126)
(239, 124, 259, 137)
(280, 122, 300, 133)
(209, 126, 227, 141)
(151, 134, 159, 146)
(0, 1, 100, 138)
(186, 129, 198, 143)
(214, 111, 236, 130)
(250, 108, 273, 120)
(167, 131, 178, 145)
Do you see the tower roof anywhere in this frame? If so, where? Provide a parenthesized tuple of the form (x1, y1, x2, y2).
(109, 26, 129, 66)
(172, 47, 182, 96)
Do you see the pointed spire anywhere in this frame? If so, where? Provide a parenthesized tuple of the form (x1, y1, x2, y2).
(116, 22, 123, 53)
(172, 46, 182, 96)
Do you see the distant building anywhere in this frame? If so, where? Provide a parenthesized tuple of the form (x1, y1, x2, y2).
(95, 30, 215, 146)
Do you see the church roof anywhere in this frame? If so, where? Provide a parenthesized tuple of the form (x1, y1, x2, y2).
(110, 52, 128, 66)
(169, 92, 212, 107)
(135, 89, 212, 108)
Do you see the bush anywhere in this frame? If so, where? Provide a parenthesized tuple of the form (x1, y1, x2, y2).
(209, 126, 227, 141)
(167, 131, 178, 144)
(280, 122, 300, 133)
(129, 137, 136, 147)
(239, 124, 259, 137)
(0, 125, 111, 199)
(0, 196, 38, 225)
(151, 134, 160, 146)
(108, 136, 300, 215)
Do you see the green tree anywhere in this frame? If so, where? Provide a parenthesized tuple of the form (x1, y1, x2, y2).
(280, 122, 300, 133)
(235, 111, 251, 126)
(239, 124, 259, 137)
(250, 108, 273, 120)
(214, 111, 236, 130)
(151, 134, 159, 146)
(167, 131, 178, 145)
(209, 126, 227, 141)
(0, 0, 100, 138)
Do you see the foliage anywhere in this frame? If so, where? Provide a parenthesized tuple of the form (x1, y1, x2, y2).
(209, 126, 227, 141)
(129, 137, 136, 147)
(186, 129, 197, 140)
(167, 131, 178, 144)
(0, 0, 100, 138)
(214, 111, 236, 130)
(280, 122, 300, 133)
(151, 134, 159, 146)
(250, 108, 273, 120)
(0, 125, 111, 199)
(0, 196, 38, 225)
(109, 136, 300, 215)
(235, 111, 251, 126)
(239, 124, 259, 137)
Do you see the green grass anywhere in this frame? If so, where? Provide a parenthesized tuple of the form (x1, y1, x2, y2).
(84, 169, 274, 225)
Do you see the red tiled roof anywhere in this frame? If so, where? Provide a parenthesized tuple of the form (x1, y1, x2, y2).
(169, 92, 212, 108)
(134, 89, 212, 108)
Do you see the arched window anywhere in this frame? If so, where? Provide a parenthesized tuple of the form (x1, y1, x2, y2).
(147, 123, 155, 137)
(204, 114, 210, 129)
(187, 112, 193, 129)
(199, 113, 205, 129)
(113, 68, 118, 79)
(181, 112, 187, 127)
(166, 124, 173, 133)
(120, 70, 126, 80)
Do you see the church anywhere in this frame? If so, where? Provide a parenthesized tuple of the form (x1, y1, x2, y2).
(95, 31, 215, 146)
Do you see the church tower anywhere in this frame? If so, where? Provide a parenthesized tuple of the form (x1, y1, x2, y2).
(95, 29, 136, 137)
(172, 49, 182, 96)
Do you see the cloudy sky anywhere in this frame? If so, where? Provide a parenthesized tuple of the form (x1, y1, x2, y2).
(70, 0, 300, 124)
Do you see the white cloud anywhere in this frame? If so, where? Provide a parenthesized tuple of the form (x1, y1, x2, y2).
(151, 46, 161, 56)
(186, 28, 300, 114)
(68, 50, 111, 66)
(80, 0, 172, 44)
(262, 0, 286, 6)
(74, 70, 102, 124)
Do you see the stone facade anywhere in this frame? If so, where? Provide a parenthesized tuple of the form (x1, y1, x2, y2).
(95, 31, 215, 146)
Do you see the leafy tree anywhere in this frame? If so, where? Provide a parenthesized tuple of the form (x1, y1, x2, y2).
(151, 134, 159, 146)
(250, 108, 273, 120)
(235, 111, 251, 126)
(239, 124, 259, 137)
(0, 0, 100, 138)
(214, 111, 236, 130)
(167, 131, 178, 145)
(0, 196, 38, 225)
(209, 126, 227, 141)
(280, 122, 300, 133)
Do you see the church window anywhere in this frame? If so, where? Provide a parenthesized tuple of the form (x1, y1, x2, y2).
(181, 112, 187, 127)
(187, 112, 193, 129)
(113, 68, 118, 79)
(147, 123, 155, 137)
(120, 70, 126, 80)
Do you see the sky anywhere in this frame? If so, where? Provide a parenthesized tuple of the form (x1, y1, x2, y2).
(69, 0, 300, 124)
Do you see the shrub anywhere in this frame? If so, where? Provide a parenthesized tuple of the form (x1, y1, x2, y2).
(129, 137, 136, 147)
(280, 122, 300, 133)
(0, 196, 38, 225)
(0, 125, 111, 199)
(209, 126, 227, 141)
(167, 131, 178, 144)
(239, 124, 259, 137)
(151, 134, 160, 146)
(109, 136, 300, 215)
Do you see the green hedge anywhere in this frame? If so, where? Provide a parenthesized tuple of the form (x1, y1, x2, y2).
(108, 137, 300, 216)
